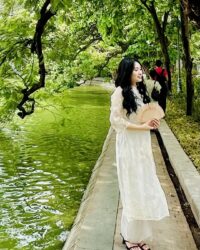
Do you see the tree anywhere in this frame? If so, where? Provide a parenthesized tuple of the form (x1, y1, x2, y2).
(0, 0, 56, 119)
(18, 0, 55, 118)
(180, 0, 193, 115)
(1, 0, 198, 121)
(186, 0, 200, 29)
(140, 0, 176, 92)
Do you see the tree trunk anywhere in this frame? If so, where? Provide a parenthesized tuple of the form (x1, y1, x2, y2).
(186, 0, 200, 29)
(180, 0, 193, 115)
(155, 22, 172, 92)
(140, 1, 172, 91)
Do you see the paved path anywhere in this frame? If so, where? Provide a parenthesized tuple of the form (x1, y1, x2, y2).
(63, 126, 198, 250)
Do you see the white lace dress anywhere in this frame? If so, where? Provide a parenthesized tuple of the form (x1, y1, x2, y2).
(110, 86, 170, 242)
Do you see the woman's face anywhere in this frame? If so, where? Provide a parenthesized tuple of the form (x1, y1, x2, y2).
(131, 61, 143, 85)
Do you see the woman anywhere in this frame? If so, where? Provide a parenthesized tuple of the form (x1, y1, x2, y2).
(144, 70, 161, 102)
(153, 60, 169, 112)
(110, 58, 170, 250)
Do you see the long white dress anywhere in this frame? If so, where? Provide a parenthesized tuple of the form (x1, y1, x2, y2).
(110, 86, 170, 243)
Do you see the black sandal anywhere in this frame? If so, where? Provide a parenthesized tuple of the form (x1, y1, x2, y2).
(124, 242, 142, 250)
(120, 233, 142, 249)
(138, 243, 151, 250)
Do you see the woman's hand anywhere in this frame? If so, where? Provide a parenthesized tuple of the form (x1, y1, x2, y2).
(127, 119, 160, 131)
(148, 118, 160, 129)
(141, 119, 160, 130)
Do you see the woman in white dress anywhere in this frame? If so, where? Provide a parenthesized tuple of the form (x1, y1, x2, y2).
(110, 58, 170, 250)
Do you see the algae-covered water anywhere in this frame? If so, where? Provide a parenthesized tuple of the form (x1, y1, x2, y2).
(0, 86, 111, 250)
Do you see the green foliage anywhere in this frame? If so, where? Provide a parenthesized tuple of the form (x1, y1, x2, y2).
(193, 76, 200, 121)
(171, 70, 200, 121)
(191, 32, 200, 64)
(0, 77, 23, 123)
(0, 0, 200, 121)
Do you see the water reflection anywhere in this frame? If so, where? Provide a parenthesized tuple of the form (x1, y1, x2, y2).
(0, 127, 88, 249)
(0, 87, 110, 249)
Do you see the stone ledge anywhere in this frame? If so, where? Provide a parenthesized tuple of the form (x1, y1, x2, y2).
(158, 119, 200, 227)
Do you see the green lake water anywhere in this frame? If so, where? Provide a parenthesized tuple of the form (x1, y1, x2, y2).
(0, 86, 111, 250)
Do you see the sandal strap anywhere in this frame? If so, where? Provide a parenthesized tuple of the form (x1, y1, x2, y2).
(139, 243, 151, 250)
(129, 246, 142, 250)
(126, 243, 142, 250)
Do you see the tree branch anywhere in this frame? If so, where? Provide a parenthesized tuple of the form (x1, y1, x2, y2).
(73, 34, 102, 60)
(162, 11, 170, 33)
(140, 0, 152, 12)
(97, 49, 122, 76)
(17, 0, 55, 118)
(0, 39, 32, 66)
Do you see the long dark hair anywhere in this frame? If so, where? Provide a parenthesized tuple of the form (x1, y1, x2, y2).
(115, 57, 150, 116)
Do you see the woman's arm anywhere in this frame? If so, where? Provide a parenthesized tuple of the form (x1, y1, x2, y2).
(110, 87, 159, 132)
(126, 119, 160, 130)
(109, 87, 132, 133)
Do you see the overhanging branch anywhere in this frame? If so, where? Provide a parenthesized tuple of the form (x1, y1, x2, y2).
(17, 0, 55, 118)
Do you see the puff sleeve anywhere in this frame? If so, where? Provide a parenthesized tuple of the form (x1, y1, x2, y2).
(110, 87, 132, 133)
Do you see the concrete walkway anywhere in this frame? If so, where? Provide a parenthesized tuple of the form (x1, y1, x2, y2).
(63, 120, 199, 250)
